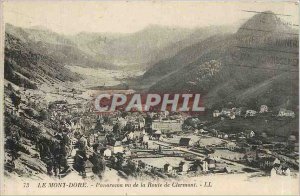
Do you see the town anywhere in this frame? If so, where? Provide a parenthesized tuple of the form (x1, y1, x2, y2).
(4, 84, 299, 181)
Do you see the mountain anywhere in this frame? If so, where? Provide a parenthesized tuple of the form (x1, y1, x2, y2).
(5, 24, 115, 69)
(4, 31, 82, 89)
(145, 11, 298, 110)
(147, 25, 236, 67)
(140, 33, 235, 88)
(6, 24, 228, 71)
(69, 25, 236, 69)
(5, 23, 235, 89)
(67, 31, 123, 63)
(69, 25, 194, 67)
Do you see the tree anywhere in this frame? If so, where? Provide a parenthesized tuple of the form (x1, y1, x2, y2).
(10, 92, 21, 109)
(7, 83, 13, 91)
(90, 152, 106, 177)
(191, 160, 202, 172)
(38, 109, 48, 121)
(138, 160, 146, 169)
(4, 64, 14, 81)
(115, 153, 124, 170)
(124, 122, 135, 132)
(125, 161, 137, 175)
(94, 119, 104, 132)
(71, 88, 76, 97)
(113, 123, 122, 139)
(121, 112, 128, 118)
(109, 155, 117, 167)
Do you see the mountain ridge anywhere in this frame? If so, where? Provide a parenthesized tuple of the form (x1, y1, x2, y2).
(144, 11, 298, 110)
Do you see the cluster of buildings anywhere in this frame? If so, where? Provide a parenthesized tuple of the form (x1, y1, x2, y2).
(255, 155, 291, 177)
(130, 156, 231, 176)
(48, 100, 96, 135)
(37, 96, 300, 179)
(86, 112, 183, 157)
(26, 88, 299, 179)
(209, 129, 255, 141)
(213, 105, 295, 119)
(5, 83, 298, 181)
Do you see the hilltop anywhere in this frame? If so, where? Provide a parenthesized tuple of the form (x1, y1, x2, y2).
(143, 11, 298, 110)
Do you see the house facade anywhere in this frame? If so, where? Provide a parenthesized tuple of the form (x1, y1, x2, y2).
(164, 164, 173, 173)
(246, 110, 257, 117)
(178, 162, 189, 173)
(213, 110, 220, 117)
(260, 105, 268, 113)
(151, 119, 183, 133)
(278, 109, 295, 118)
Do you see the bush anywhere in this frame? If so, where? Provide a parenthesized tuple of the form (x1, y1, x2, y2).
(38, 109, 48, 121)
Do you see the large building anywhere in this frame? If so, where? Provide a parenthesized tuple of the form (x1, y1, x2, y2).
(151, 119, 183, 133)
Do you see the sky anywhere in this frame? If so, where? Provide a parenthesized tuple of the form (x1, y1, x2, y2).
(3, 1, 299, 34)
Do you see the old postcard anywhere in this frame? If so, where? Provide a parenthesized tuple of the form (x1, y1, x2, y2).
(0, 0, 299, 195)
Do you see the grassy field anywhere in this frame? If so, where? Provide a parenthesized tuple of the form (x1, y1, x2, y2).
(162, 134, 224, 146)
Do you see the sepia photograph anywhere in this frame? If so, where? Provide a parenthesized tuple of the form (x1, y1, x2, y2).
(0, 1, 299, 195)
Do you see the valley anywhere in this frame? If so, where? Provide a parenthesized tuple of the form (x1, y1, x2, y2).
(3, 9, 299, 188)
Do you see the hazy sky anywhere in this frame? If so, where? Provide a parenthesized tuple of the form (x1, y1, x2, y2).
(3, 1, 299, 34)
